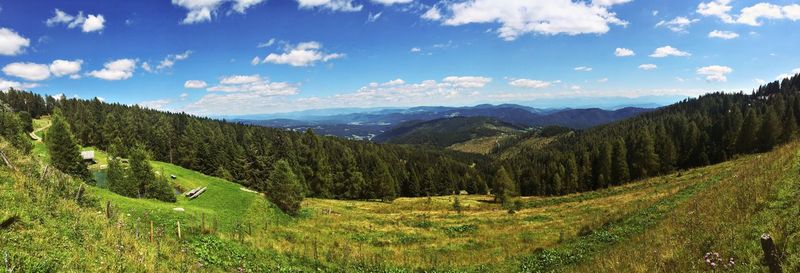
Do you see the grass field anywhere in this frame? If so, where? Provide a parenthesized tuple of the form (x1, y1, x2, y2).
(3, 118, 798, 272)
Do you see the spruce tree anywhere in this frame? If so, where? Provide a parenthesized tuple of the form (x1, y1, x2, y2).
(266, 160, 304, 215)
(493, 167, 515, 205)
(46, 110, 91, 181)
(107, 156, 135, 197)
(758, 108, 781, 151)
(611, 138, 630, 185)
(737, 108, 760, 153)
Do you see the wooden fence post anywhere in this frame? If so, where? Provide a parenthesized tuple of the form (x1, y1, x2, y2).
(177, 221, 182, 240)
(74, 184, 84, 203)
(761, 233, 782, 273)
(150, 221, 154, 243)
(105, 201, 111, 219)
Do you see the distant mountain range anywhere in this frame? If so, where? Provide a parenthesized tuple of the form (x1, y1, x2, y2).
(235, 103, 655, 140)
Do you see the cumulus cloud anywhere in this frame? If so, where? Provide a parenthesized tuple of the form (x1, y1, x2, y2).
(410, 47, 422, 53)
(708, 30, 739, 39)
(171, 0, 265, 24)
(650, 46, 691, 58)
(509, 79, 553, 89)
(2, 63, 51, 81)
(207, 75, 299, 95)
(574, 66, 593, 72)
(697, 65, 733, 82)
(138, 99, 173, 110)
(261, 41, 344, 67)
(184, 80, 208, 89)
(0, 28, 30, 56)
(49, 60, 83, 77)
(638, 64, 657, 70)
(88, 59, 137, 81)
(776, 68, 800, 80)
(655, 16, 699, 32)
(430, 0, 629, 41)
(697, 1, 800, 26)
(45, 9, 105, 32)
(295, 0, 362, 12)
(421, 6, 442, 21)
(615, 48, 635, 57)
(0, 78, 38, 91)
(371, 0, 412, 5)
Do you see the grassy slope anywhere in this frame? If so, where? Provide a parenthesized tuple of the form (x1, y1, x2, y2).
(7, 118, 799, 272)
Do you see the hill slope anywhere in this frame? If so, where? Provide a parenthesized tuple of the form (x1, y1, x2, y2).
(373, 116, 524, 147)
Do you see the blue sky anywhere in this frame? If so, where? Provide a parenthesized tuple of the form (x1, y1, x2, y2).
(0, 0, 799, 115)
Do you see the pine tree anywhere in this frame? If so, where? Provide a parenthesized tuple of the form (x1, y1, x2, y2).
(374, 159, 397, 202)
(107, 156, 135, 197)
(46, 109, 91, 181)
(266, 160, 304, 215)
(758, 107, 781, 151)
(611, 138, 630, 185)
(128, 146, 156, 198)
(737, 108, 760, 153)
(493, 167, 515, 205)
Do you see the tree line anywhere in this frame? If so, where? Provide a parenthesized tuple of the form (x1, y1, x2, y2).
(499, 73, 800, 196)
(0, 89, 491, 205)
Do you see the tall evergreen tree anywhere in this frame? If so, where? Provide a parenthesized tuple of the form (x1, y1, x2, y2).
(611, 138, 630, 185)
(758, 107, 781, 151)
(266, 160, 304, 215)
(107, 156, 135, 197)
(493, 167, 515, 205)
(46, 110, 91, 181)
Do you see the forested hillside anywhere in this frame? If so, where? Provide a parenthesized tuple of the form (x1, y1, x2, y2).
(372, 116, 523, 147)
(0, 90, 492, 200)
(501, 74, 800, 196)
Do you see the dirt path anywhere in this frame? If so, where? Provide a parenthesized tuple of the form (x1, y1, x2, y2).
(29, 121, 51, 142)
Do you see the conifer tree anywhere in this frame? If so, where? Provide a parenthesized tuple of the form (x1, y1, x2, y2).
(266, 160, 304, 215)
(758, 107, 781, 151)
(107, 156, 135, 197)
(611, 138, 630, 184)
(737, 108, 760, 153)
(46, 109, 91, 181)
(493, 167, 515, 205)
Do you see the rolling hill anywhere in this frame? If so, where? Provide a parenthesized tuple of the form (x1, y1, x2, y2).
(372, 116, 524, 148)
(238, 104, 652, 140)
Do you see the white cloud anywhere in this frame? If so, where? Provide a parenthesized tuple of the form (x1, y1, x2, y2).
(649, 46, 691, 58)
(615, 47, 635, 57)
(655, 16, 699, 32)
(776, 68, 800, 80)
(82, 14, 105, 32)
(250, 56, 261, 65)
(574, 66, 593, 72)
(708, 30, 739, 39)
(138, 99, 172, 110)
(184, 80, 208, 89)
(638, 64, 657, 70)
(0, 28, 30, 56)
(410, 47, 422, 53)
(570, 85, 582, 91)
(88, 59, 137, 81)
(45, 9, 105, 32)
(697, 1, 800, 26)
(433, 0, 629, 41)
(258, 38, 276, 48)
(738, 3, 784, 26)
(509, 79, 553, 89)
(49, 60, 83, 77)
(755, 78, 767, 85)
(697, 0, 734, 23)
(442, 76, 492, 88)
(220, 74, 262, 85)
(261, 41, 344, 67)
(0, 78, 38, 91)
(295, 0, 362, 12)
(2, 63, 51, 81)
(371, 0, 412, 5)
(597, 78, 609, 83)
(172, 0, 264, 24)
(382, 79, 405, 86)
(697, 65, 733, 82)
(421, 6, 442, 21)
(151, 50, 193, 71)
(367, 12, 382, 23)
(180, 93, 189, 100)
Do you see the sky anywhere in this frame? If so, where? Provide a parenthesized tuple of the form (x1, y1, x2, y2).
(1, 0, 799, 116)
